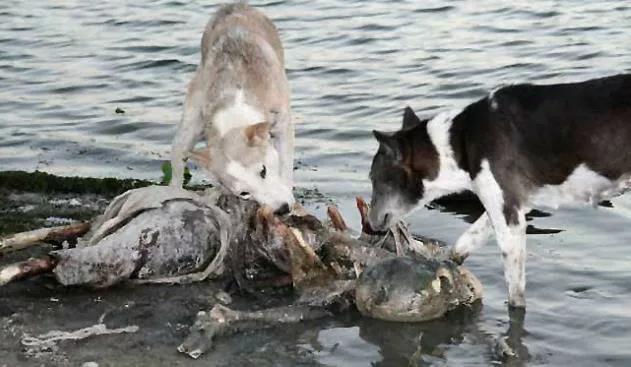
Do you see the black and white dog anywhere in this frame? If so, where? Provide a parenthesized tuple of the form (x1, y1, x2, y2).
(368, 74, 631, 307)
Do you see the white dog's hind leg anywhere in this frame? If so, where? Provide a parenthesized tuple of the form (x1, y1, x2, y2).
(451, 213, 493, 264)
(474, 160, 527, 307)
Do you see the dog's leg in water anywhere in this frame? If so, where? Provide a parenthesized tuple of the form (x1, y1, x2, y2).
(171, 81, 204, 187)
(494, 214, 527, 308)
(451, 213, 494, 264)
(473, 161, 527, 307)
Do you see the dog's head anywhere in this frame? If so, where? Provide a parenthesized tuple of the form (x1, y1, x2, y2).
(368, 107, 439, 231)
(194, 122, 294, 213)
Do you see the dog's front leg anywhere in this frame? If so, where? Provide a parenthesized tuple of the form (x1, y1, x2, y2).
(451, 213, 494, 264)
(473, 162, 527, 308)
(272, 111, 294, 187)
(170, 81, 204, 188)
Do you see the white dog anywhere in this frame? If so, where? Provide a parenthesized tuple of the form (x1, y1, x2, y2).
(170, 3, 294, 214)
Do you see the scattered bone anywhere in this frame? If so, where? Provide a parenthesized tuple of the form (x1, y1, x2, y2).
(326, 205, 347, 231)
(178, 304, 331, 359)
(0, 222, 90, 254)
(21, 323, 139, 356)
(214, 291, 232, 305)
(0, 256, 56, 286)
(0, 186, 483, 362)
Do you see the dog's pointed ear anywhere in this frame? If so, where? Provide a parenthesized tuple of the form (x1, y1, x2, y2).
(244, 122, 271, 146)
(402, 106, 422, 129)
(372, 130, 400, 159)
(187, 148, 211, 167)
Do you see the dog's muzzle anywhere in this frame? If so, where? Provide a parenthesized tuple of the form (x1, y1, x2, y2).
(274, 203, 290, 216)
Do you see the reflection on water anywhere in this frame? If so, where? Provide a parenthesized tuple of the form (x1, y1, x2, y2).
(2, 0, 631, 365)
(311, 326, 382, 366)
(355, 304, 485, 366)
(498, 307, 531, 367)
(431, 193, 563, 234)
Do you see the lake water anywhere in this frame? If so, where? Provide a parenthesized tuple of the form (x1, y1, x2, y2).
(2, 0, 631, 365)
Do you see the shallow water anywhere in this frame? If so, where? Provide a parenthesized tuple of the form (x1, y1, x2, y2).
(2, 0, 631, 365)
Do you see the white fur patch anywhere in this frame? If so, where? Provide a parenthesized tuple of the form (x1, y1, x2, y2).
(422, 110, 473, 203)
(213, 89, 264, 136)
(529, 164, 630, 209)
(453, 213, 493, 257)
(225, 161, 294, 209)
(488, 85, 504, 110)
(472, 160, 506, 222)
(225, 161, 260, 191)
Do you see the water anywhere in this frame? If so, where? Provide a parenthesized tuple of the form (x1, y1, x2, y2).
(2, 0, 631, 365)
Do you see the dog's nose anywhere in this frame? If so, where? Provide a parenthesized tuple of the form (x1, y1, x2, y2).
(274, 203, 290, 216)
(382, 213, 392, 229)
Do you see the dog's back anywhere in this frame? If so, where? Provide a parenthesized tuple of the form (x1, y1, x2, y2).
(196, 3, 290, 133)
(202, 3, 284, 67)
(452, 74, 631, 199)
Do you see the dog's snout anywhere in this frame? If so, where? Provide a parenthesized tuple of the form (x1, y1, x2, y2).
(274, 203, 290, 216)
(368, 210, 392, 233)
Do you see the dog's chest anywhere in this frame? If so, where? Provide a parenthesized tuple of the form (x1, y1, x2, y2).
(212, 90, 264, 136)
(528, 164, 631, 209)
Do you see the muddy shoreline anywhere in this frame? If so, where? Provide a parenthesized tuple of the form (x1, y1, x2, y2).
(0, 171, 333, 366)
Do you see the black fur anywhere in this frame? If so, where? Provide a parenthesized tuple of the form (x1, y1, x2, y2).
(371, 108, 439, 212)
(449, 74, 631, 224)
(370, 74, 631, 228)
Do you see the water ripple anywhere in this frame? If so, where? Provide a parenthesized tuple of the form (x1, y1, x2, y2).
(2, 1, 631, 364)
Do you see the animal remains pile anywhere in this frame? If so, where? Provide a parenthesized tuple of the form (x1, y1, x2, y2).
(0, 185, 482, 359)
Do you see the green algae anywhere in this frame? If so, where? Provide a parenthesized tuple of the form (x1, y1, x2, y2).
(0, 171, 156, 236)
(0, 171, 153, 197)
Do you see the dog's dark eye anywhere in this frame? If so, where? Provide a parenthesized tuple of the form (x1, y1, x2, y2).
(259, 165, 267, 179)
(239, 191, 251, 199)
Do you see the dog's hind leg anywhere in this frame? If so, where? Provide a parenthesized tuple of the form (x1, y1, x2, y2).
(450, 213, 493, 264)
(494, 212, 527, 308)
(473, 160, 527, 308)
(171, 81, 205, 188)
